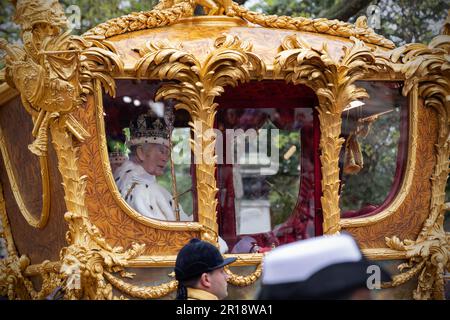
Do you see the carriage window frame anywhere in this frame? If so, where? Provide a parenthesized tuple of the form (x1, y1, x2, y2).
(339, 80, 409, 220)
(213, 80, 321, 253)
(96, 79, 201, 230)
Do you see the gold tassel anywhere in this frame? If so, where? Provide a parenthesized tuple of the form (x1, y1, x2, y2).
(343, 134, 363, 175)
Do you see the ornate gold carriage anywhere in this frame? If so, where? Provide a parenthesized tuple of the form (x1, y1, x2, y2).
(0, 0, 449, 300)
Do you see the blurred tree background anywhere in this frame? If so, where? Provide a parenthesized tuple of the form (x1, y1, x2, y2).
(245, 0, 449, 45)
(0, 0, 448, 46)
(268, 130, 301, 226)
(339, 106, 401, 212)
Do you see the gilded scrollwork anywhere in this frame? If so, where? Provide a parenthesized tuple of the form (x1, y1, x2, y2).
(84, 0, 394, 50)
(274, 35, 392, 235)
(49, 119, 147, 299)
(0, 254, 33, 300)
(84, 0, 196, 38)
(0, 0, 141, 300)
(104, 272, 178, 299)
(0, 0, 123, 158)
(228, 4, 394, 49)
(0, 0, 122, 243)
(0, 182, 61, 300)
(225, 263, 262, 286)
(0, 0, 448, 301)
(134, 33, 265, 245)
(0, 181, 32, 299)
(382, 16, 450, 300)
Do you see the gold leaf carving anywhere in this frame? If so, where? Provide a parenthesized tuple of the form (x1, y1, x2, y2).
(225, 264, 262, 286)
(104, 272, 178, 299)
(84, 1, 196, 38)
(83, 1, 394, 50)
(134, 33, 265, 245)
(384, 18, 450, 299)
(274, 35, 391, 234)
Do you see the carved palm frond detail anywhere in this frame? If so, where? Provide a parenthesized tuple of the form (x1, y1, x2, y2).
(73, 35, 124, 99)
(135, 33, 265, 243)
(386, 27, 450, 300)
(47, 116, 146, 300)
(274, 35, 385, 234)
(0, 1, 141, 300)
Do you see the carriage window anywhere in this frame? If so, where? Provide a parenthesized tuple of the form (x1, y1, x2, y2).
(339, 81, 407, 218)
(103, 80, 194, 222)
(215, 81, 319, 254)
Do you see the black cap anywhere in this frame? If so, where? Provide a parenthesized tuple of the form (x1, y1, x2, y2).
(175, 238, 236, 281)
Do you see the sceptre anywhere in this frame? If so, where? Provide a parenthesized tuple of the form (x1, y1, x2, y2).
(165, 104, 181, 221)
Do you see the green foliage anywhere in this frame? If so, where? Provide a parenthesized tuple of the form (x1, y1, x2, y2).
(0, 0, 158, 41)
(375, 0, 449, 45)
(0, 0, 159, 68)
(59, 0, 159, 35)
(267, 130, 301, 226)
(247, 0, 322, 17)
(107, 138, 128, 154)
(158, 128, 194, 216)
(340, 107, 401, 211)
(248, 0, 449, 46)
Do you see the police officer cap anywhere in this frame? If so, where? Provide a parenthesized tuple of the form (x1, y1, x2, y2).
(175, 238, 236, 281)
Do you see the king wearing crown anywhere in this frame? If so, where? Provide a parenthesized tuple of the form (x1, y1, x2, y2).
(113, 109, 228, 253)
(113, 110, 190, 221)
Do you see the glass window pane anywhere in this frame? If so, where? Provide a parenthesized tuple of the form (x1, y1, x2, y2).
(103, 80, 194, 222)
(339, 81, 407, 218)
(215, 81, 318, 253)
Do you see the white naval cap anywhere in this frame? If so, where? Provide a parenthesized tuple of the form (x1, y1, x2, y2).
(262, 234, 362, 285)
(257, 234, 391, 299)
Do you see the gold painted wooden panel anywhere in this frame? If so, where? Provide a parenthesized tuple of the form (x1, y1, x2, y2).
(344, 100, 437, 248)
(0, 97, 68, 264)
(107, 21, 390, 71)
(74, 96, 198, 255)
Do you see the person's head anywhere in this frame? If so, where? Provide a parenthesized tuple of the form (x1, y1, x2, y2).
(257, 233, 391, 300)
(127, 110, 171, 176)
(133, 143, 170, 176)
(175, 238, 237, 300)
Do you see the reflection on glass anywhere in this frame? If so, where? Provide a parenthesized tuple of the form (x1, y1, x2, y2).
(103, 80, 194, 222)
(158, 128, 194, 217)
(339, 81, 407, 218)
(216, 101, 317, 254)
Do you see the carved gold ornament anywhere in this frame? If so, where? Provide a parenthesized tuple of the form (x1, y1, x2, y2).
(274, 35, 393, 234)
(134, 34, 265, 245)
(104, 272, 178, 299)
(224, 263, 262, 286)
(0, 0, 148, 300)
(0, 0, 448, 301)
(382, 15, 450, 300)
(0, 126, 51, 228)
(1, 1, 123, 157)
(0, 182, 66, 300)
(85, 0, 394, 50)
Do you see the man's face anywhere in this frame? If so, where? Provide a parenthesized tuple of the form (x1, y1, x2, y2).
(207, 267, 229, 300)
(137, 143, 170, 176)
